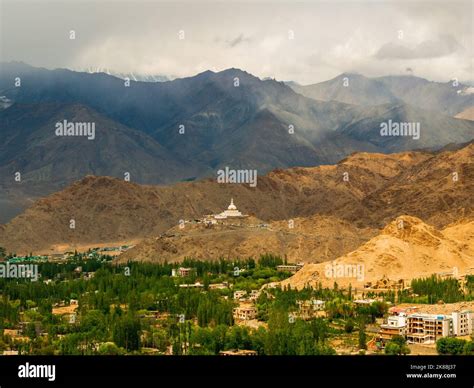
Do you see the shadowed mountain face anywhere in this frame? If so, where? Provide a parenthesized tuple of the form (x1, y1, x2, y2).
(0, 63, 362, 169)
(1, 62, 473, 223)
(2, 64, 473, 161)
(290, 73, 400, 106)
(0, 143, 471, 255)
(337, 103, 474, 151)
(376, 75, 474, 116)
(290, 73, 474, 116)
(0, 102, 203, 186)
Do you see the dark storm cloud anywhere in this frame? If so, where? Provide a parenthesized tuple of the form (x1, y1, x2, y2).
(1, 0, 472, 84)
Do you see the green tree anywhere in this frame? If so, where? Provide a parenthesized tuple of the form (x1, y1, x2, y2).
(112, 314, 141, 352)
(436, 337, 466, 355)
(344, 319, 354, 333)
(358, 319, 367, 350)
(463, 341, 474, 355)
(98, 342, 122, 355)
(25, 322, 37, 340)
(385, 335, 410, 355)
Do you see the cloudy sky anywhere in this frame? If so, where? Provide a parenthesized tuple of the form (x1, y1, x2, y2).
(0, 0, 472, 84)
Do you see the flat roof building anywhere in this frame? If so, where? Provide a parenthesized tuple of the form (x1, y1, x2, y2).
(406, 313, 452, 344)
(233, 305, 257, 321)
(276, 264, 304, 273)
(377, 315, 407, 348)
(452, 310, 473, 337)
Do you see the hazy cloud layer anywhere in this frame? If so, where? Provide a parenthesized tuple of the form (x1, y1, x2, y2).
(376, 35, 462, 59)
(0, 0, 472, 84)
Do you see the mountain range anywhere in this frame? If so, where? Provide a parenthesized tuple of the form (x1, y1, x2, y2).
(0, 62, 473, 222)
(0, 142, 472, 255)
(289, 73, 474, 116)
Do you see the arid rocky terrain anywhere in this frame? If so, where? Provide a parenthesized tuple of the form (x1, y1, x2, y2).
(1, 144, 472, 272)
(280, 215, 474, 289)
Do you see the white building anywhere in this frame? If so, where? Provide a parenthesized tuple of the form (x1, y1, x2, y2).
(378, 313, 408, 347)
(379, 310, 474, 346)
(385, 314, 407, 328)
(452, 310, 473, 336)
(213, 199, 247, 219)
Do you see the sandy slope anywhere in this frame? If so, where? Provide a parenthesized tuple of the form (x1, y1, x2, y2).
(280, 215, 474, 289)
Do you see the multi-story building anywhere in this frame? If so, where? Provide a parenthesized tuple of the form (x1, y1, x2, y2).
(452, 310, 473, 336)
(173, 267, 195, 277)
(378, 309, 474, 346)
(297, 300, 313, 320)
(233, 305, 257, 321)
(406, 314, 453, 344)
(377, 314, 407, 348)
(296, 299, 326, 320)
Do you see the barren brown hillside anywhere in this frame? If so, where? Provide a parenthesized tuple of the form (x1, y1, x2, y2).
(117, 215, 376, 263)
(280, 216, 474, 290)
(351, 143, 474, 227)
(0, 144, 471, 255)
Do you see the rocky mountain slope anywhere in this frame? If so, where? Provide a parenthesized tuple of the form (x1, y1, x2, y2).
(290, 73, 474, 116)
(117, 215, 377, 264)
(0, 102, 202, 186)
(1, 63, 473, 202)
(356, 142, 474, 227)
(280, 216, 474, 290)
(0, 144, 471, 255)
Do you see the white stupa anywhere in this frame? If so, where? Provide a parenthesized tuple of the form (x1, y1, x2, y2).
(214, 198, 245, 219)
